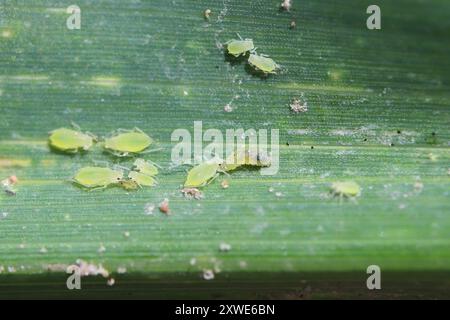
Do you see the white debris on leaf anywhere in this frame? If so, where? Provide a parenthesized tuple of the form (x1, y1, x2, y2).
(202, 269, 215, 280)
(144, 203, 155, 215)
(224, 104, 233, 112)
(290, 98, 308, 113)
(181, 187, 204, 200)
(219, 242, 232, 252)
(72, 259, 110, 278)
(281, 0, 292, 12)
(98, 244, 106, 254)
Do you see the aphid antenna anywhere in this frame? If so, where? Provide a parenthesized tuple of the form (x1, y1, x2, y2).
(112, 164, 130, 172)
(236, 33, 243, 40)
(70, 121, 82, 131)
(144, 159, 163, 169)
(85, 131, 98, 141)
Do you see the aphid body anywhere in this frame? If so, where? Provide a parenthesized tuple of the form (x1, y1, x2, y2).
(226, 39, 255, 57)
(330, 181, 361, 199)
(104, 128, 152, 156)
(49, 128, 94, 153)
(248, 53, 279, 74)
(184, 161, 222, 187)
(128, 171, 157, 187)
(73, 167, 123, 190)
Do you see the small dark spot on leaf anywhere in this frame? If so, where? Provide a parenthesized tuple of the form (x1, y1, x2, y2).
(397, 130, 401, 134)
(311, 146, 314, 149)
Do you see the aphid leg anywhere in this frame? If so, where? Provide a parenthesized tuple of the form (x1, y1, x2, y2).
(88, 185, 108, 192)
(147, 160, 163, 169)
(139, 148, 164, 155)
(206, 172, 221, 186)
(92, 160, 111, 167)
(133, 127, 145, 134)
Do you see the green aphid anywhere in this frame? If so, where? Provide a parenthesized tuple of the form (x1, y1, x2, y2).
(330, 181, 361, 199)
(133, 158, 159, 176)
(104, 128, 152, 157)
(49, 128, 95, 153)
(128, 171, 157, 187)
(226, 38, 255, 57)
(73, 167, 123, 190)
(222, 150, 271, 172)
(248, 53, 279, 74)
(184, 161, 223, 188)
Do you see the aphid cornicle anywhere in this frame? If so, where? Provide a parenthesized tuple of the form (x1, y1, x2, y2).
(226, 38, 255, 57)
(248, 53, 279, 74)
(330, 181, 361, 200)
(49, 128, 95, 153)
(184, 161, 223, 188)
(104, 128, 152, 157)
(73, 167, 123, 190)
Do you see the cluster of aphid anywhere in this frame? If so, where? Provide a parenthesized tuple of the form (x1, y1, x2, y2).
(226, 36, 280, 74)
(184, 150, 272, 188)
(48, 125, 159, 191)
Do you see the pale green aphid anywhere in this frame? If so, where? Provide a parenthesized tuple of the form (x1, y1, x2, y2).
(73, 167, 123, 190)
(222, 150, 271, 172)
(104, 128, 152, 157)
(248, 53, 279, 74)
(184, 161, 223, 187)
(49, 128, 95, 153)
(226, 38, 255, 57)
(124, 158, 159, 188)
(128, 171, 157, 187)
(133, 158, 158, 176)
(330, 181, 361, 199)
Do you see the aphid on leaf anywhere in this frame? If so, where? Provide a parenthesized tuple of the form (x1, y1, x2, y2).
(221, 150, 271, 172)
(119, 178, 140, 190)
(49, 128, 95, 153)
(184, 161, 224, 188)
(73, 167, 123, 191)
(104, 128, 153, 157)
(248, 53, 279, 74)
(226, 36, 255, 57)
(132, 158, 159, 176)
(128, 171, 157, 187)
(330, 181, 361, 200)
